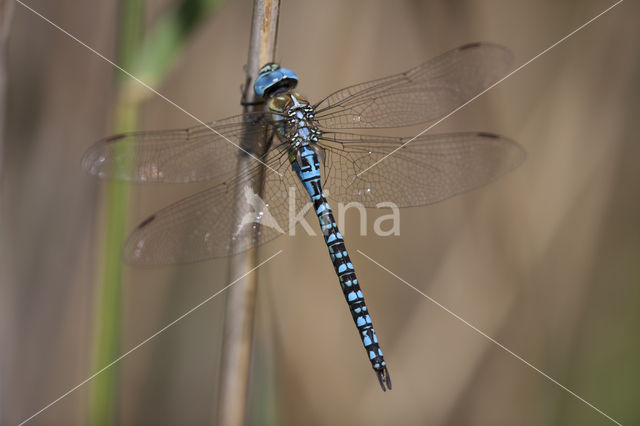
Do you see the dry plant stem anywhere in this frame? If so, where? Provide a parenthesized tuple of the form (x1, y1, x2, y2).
(0, 2, 14, 420)
(216, 0, 280, 425)
(0, 0, 14, 179)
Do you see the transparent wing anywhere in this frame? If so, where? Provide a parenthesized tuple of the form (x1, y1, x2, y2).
(82, 112, 275, 183)
(319, 132, 525, 208)
(121, 142, 309, 265)
(314, 43, 513, 129)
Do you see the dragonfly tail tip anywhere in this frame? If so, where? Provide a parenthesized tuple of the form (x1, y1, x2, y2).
(376, 366, 392, 392)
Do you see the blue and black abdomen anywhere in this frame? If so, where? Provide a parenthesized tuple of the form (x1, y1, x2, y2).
(258, 67, 392, 390)
(293, 145, 391, 391)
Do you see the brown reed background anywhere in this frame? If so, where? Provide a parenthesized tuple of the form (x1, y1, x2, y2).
(2, 0, 639, 424)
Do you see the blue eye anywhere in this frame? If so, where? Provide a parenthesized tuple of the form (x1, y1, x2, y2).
(254, 64, 299, 97)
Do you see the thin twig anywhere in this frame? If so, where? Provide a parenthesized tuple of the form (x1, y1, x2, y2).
(216, 1, 280, 425)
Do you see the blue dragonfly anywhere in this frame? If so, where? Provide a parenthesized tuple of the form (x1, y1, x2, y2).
(82, 42, 525, 391)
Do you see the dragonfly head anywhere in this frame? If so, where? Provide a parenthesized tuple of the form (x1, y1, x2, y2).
(254, 63, 299, 98)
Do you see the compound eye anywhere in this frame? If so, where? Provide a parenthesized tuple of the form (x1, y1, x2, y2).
(254, 66, 299, 98)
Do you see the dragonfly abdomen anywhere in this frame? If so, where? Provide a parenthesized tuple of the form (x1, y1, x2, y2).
(292, 145, 391, 391)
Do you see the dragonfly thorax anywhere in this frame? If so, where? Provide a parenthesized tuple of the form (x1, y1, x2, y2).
(267, 92, 321, 149)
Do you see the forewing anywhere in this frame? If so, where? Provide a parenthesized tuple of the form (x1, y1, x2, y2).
(82, 112, 274, 183)
(314, 43, 513, 129)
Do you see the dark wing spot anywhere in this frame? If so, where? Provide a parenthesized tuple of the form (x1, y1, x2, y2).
(137, 214, 156, 229)
(459, 42, 482, 50)
(476, 132, 499, 139)
(105, 134, 126, 143)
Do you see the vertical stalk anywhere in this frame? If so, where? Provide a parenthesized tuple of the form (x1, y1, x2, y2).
(0, 1, 14, 421)
(216, 1, 280, 425)
(88, 1, 144, 424)
(88, 0, 223, 423)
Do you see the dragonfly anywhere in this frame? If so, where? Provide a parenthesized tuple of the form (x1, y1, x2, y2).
(83, 42, 525, 391)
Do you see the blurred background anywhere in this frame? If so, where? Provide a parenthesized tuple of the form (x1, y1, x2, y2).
(2, 0, 639, 424)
